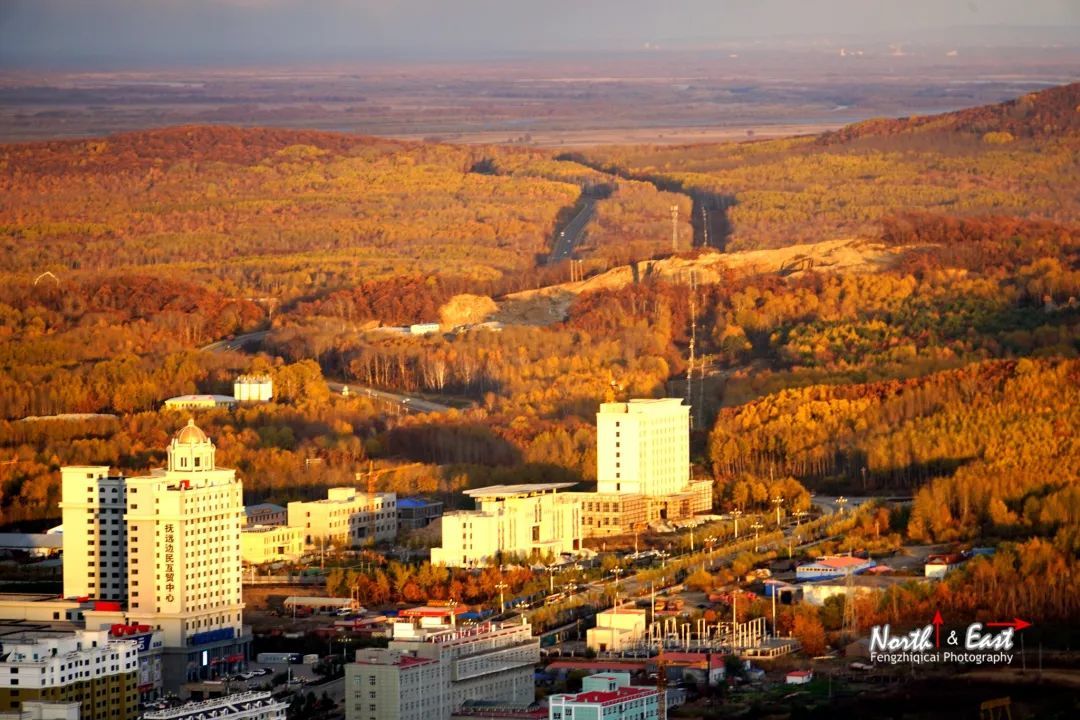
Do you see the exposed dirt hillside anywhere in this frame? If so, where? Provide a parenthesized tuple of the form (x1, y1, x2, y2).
(496, 237, 901, 325)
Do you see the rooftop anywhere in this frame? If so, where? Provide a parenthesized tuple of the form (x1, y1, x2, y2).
(803, 556, 873, 569)
(398, 497, 440, 509)
(165, 395, 236, 404)
(464, 483, 576, 499)
(558, 686, 657, 706)
(354, 652, 436, 669)
(399, 605, 469, 618)
(244, 503, 285, 514)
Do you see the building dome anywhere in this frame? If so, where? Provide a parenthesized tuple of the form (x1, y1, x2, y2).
(174, 418, 209, 445)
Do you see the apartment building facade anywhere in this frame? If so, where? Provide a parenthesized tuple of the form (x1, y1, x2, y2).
(287, 488, 397, 548)
(0, 629, 139, 720)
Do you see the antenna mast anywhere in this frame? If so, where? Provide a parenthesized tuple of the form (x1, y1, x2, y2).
(670, 205, 679, 253)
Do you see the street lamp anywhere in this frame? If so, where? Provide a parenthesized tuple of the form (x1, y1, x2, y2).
(751, 521, 764, 552)
(703, 537, 716, 571)
(547, 565, 559, 595)
(794, 510, 808, 526)
(610, 567, 625, 606)
(732, 509, 743, 539)
(495, 581, 508, 614)
(836, 496, 848, 515)
(773, 496, 784, 528)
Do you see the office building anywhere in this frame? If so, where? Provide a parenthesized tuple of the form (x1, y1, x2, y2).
(573, 399, 711, 536)
(143, 691, 287, 720)
(0, 629, 139, 720)
(596, 399, 689, 497)
(55, 420, 250, 691)
(548, 672, 659, 720)
(287, 488, 397, 549)
(346, 608, 538, 720)
(241, 526, 305, 565)
(431, 484, 581, 568)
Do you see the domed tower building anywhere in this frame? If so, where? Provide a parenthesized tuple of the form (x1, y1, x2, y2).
(61, 419, 250, 693)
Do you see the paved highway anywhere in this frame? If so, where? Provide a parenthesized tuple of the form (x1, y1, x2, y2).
(201, 331, 452, 415)
(548, 201, 595, 263)
(325, 381, 453, 414)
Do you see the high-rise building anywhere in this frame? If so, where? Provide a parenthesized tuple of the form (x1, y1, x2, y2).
(0, 629, 139, 720)
(431, 484, 581, 568)
(59, 467, 127, 601)
(548, 672, 659, 720)
(346, 609, 538, 720)
(57, 420, 250, 691)
(596, 399, 689, 497)
(287, 488, 397, 549)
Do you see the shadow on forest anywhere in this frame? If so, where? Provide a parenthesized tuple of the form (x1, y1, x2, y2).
(804, 454, 975, 495)
(385, 422, 523, 466)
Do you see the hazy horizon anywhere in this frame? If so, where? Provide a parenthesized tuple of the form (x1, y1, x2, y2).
(2, 0, 1079, 69)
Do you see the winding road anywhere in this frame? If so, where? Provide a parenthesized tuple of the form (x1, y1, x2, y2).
(201, 331, 454, 415)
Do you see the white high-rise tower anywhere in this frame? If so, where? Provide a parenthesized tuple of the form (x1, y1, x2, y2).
(60, 419, 249, 689)
(596, 398, 690, 497)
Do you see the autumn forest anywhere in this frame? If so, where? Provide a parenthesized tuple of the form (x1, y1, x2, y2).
(1, 83, 1078, 632)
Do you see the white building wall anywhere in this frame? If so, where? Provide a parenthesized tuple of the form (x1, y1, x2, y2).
(596, 399, 689, 497)
(431, 490, 581, 568)
(59, 467, 127, 601)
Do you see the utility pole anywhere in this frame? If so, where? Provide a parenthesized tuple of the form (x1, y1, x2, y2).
(687, 270, 697, 429)
(670, 205, 679, 253)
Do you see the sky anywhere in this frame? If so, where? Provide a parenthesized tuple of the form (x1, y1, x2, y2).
(1, 0, 1078, 68)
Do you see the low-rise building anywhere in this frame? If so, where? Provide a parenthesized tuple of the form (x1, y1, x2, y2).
(288, 488, 397, 549)
(346, 607, 538, 720)
(586, 606, 647, 654)
(142, 691, 287, 720)
(162, 395, 237, 411)
(398, 498, 444, 531)
(802, 575, 929, 606)
(924, 553, 966, 579)
(431, 484, 581, 568)
(548, 672, 659, 720)
(241, 525, 305, 565)
(574, 493, 648, 538)
(785, 670, 813, 685)
(0, 629, 139, 720)
(244, 503, 287, 527)
(233, 376, 273, 403)
(795, 556, 876, 582)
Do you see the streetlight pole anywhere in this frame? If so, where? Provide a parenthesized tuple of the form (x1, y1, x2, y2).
(751, 521, 763, 552)
(611, 568, 625, 607)
(836, 496, 848, 515)
(732, 509, 743, 539)
(773, 496, 784, 528)
(495, 582, 507, 614)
